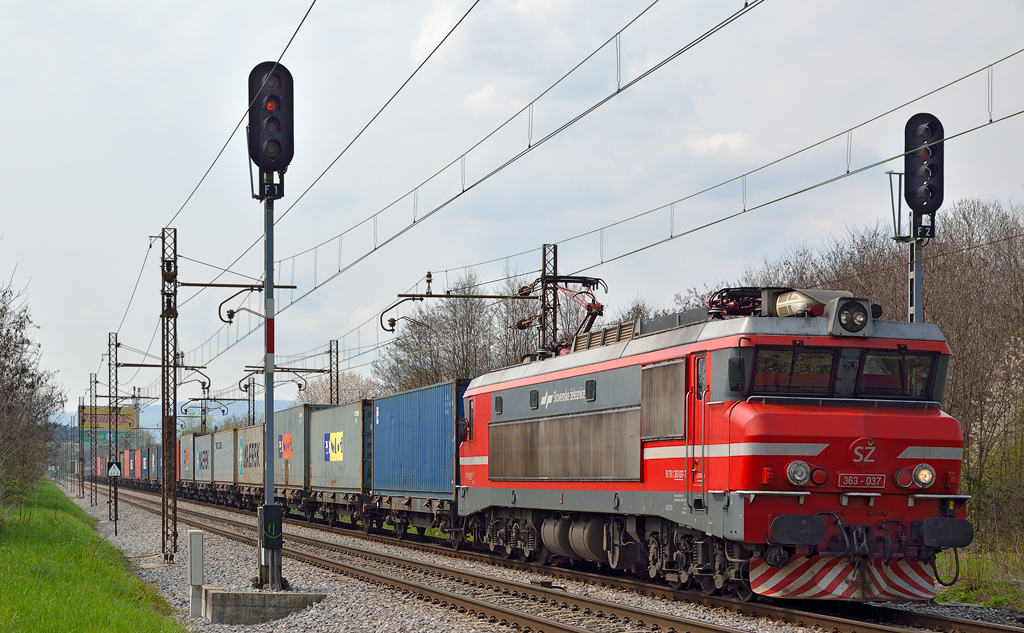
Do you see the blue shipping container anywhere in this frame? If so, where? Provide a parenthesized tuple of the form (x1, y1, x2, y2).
(141, 448, 149, 479)
(372, 380, 468, 498)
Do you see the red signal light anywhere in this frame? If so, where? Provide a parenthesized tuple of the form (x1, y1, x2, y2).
(265, 97, 278, 111)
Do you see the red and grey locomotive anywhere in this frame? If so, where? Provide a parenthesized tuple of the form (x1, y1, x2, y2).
(457, 286, 972, 601)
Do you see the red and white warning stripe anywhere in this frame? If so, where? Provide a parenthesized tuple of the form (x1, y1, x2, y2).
(749, 556, 935, 601)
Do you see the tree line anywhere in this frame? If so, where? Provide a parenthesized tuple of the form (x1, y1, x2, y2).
(0, 277, 65, 527)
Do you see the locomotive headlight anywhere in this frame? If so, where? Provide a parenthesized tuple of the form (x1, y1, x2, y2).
(913, 463, 936, 488)
(838, 302, 869, 332)
(786, 460, 811, 486)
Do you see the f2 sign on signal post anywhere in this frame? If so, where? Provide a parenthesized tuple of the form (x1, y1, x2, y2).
(903, 113, 943, 324)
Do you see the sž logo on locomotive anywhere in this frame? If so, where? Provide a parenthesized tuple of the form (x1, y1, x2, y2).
(848, 437, 878, 468)
(323, 432, 343, 462)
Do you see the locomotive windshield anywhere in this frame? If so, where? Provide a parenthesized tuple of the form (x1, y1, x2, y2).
(750, 346, 938, 400)
(751, 347, 835, 394)
(856, 350, 934, 398)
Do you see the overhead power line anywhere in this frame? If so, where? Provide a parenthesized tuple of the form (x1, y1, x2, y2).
(175, 0, 484, 312)
(124, 37, 1024, 395)
(160, 1, 763, 381)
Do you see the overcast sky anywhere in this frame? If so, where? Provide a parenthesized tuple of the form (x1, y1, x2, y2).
(2, 1, 1022, 417)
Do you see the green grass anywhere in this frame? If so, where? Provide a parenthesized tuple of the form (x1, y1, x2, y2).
(0, 478, 186, 633)
(935, 547, 1024, 610)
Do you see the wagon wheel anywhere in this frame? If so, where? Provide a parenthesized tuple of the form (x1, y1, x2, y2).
(394, 523, 407, 540)
(327, 511, 337, 528)
(450, 533, 463, 551)
(362, 518, 372, 534)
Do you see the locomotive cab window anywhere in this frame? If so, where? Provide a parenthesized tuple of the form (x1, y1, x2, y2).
(467, 398, 475, 440)
(494, 395, 503, 415)
(751, 347, 836, 395)
(856, 350, 936, 399)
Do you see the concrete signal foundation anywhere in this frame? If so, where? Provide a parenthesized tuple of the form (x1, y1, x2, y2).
(201, 586, 327, 625)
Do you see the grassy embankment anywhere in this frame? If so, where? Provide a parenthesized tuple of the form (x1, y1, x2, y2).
(0, 478, 186, 633)
(935, 548, 1024, 610)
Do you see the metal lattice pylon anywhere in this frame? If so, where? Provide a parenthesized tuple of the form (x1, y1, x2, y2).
(539, 244, 558, 350)
(160, 228, 178, 560)
(108, 332, 118, 519)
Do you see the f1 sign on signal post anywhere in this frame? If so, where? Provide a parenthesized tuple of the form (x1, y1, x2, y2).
(904, 113, 944, 238)
(246, 61, 293, 593)
(248, 62, 293, 200)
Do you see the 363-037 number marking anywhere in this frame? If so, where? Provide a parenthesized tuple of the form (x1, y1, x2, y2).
(837, 473, 886, 488)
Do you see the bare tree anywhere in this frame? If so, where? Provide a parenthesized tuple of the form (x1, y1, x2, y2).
(296, 371, 377, 405)
(373, 270, 495, 394)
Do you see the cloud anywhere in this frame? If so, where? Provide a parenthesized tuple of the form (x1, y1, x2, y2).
(465, 84, 502, 114)
(682, 131, 753, 155)
(411, 1, 463, 61)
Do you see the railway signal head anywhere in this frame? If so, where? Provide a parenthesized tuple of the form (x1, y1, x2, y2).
(247, 62, 294, 174)
(904, 113, 943, 223)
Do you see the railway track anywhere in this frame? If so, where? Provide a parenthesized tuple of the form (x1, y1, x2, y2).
(103, 487, 1024, 633)
(113, 490, 747, 633)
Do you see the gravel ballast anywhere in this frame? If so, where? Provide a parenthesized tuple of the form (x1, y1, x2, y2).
(67, 489, 506, 632)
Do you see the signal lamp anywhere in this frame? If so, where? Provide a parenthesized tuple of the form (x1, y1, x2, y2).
(895, 469, 913, 488)
(904, 113, 943, 215)
(786, 460, 811, 486)
(913, 463, 936, 488)
(247, 62, 294, 176)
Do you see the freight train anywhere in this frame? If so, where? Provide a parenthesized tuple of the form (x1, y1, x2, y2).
(109, 286, 973, 602)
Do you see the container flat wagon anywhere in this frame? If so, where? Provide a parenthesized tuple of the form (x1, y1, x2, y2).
(273, 404, 334, 517)
(372, 380, 468, 537)
(308, 400, 373, 527)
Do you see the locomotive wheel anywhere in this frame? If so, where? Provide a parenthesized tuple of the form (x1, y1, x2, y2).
(667, 573, 691, 591)
(735, 580, 756, 603)
(534, 547, 551, 567)
(698, 575, 721, 596)
(517, 547, 532, 563)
